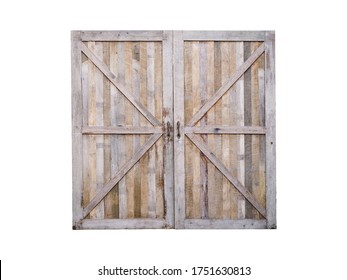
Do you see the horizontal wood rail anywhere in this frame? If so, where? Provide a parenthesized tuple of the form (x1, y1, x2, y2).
(82, 126, 162, 135)
(184, 126, 266, 134)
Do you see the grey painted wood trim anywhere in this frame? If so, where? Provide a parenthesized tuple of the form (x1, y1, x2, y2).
(71, 31, 83, 229)
(182, 31, 266, 41)
(80, 219, 168, 229)
(265, 31, 276, 229)
(80, 30, 165, 41)
(173, 31, 185, 229)
(184, 219, 267, 229)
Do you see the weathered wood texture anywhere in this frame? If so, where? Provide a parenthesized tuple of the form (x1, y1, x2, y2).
(173, 31, 185, 228)
(72, 31, 275, 229)
(265, 31, 276, 229)
(182, 41, 266, 222)
(75, 37, 173, 229)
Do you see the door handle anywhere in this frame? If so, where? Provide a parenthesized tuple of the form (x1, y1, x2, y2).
(177, 121, 181, 139)
(166, 121, 170, 137)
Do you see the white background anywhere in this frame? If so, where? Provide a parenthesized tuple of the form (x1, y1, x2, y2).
(0, 1, 346, 279)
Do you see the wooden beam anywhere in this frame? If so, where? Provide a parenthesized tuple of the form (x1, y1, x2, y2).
(71, 31, 83, 228)
(173, 31, 185, 229)
(265, 31, 276, 229)
(81, 43, 161, 126)
(182, 31, 266, 41)
(184, 126, 266, 134)
(184, 219, 267, 229)
(186, 133, 266, 218)
(162, 31, 175, 228)
(82, 133, 162, 218)
(187, 43, 265, 126)
(82, 126, 162, 134)
(80, 219, 169, 229)
(80, 30, 165, 41)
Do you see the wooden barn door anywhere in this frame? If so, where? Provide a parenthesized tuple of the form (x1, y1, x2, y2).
(173, 31, 276, 229)
(72, 31, 174, 229)
(72, 31, 275, 229)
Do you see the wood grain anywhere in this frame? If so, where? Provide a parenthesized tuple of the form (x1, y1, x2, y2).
(83, 133, 162, 218)
(116, 42, 127, 219)
(191, 41, 201, 218)
(184, 219, 267, 229)
(182, 31, 266, 41)
(81, 43, 161, 126)
(162, 31, 174, 227)
(139, 42, 149, 218)
(265, 31, 276, 228)
(71, 31, 83, 227)
(185, 126, 266, 134)
(147, 42, 156, 218)
(80, 30, 165, 41)
(186, 133, 266, 218)
(206, 41, 215, 220)
(125, 42, 134, 218)
(154, 42, 164, 218)
(187, 43, 265, 127)
(173, 31, 185, 228)
(72, 31, 275, 229)
(199, 42, 208, 219)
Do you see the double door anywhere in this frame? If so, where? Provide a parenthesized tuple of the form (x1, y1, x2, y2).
(72, 31, 276, 229)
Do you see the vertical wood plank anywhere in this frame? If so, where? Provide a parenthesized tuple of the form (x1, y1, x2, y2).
(81, 58, 90, 214)
(258, 56, 266, 211)
(184, 42, 193, 218)
(147, 42, 156, 218)
(265, 31, 276, 228)
(206, 41, 215, 219)
(107, 42, 119, 218)
(221, 42, 231, 219)
(174, 31, 185, 228)
(244, 42, 254, 219)
(132, 43, 141, 218)
(252, 42, 260, 219)
(139, 42, 149, 218)
(154, 42, 164, 218)
(199, 42, 208, 219)
(229, 43, 239, 219)
(87, 42, 98, 219)
(191, 41, 201, 218)
(213, 41, 223, 219)
(102, 42, 114, 218)
(125, 42, 134, 218)
(162, 31, 174, 227)
(94, 42, 105, 219)
(117, 42, 127, 219)
(236, 42, 246, 219)
(71, 31, 83, 228)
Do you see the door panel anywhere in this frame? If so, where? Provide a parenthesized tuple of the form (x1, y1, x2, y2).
(72, 31, 174, 229)
(174, 31, 274, 229)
